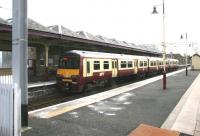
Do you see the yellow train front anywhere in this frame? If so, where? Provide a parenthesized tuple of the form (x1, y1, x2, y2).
(56, 52, 84, 92)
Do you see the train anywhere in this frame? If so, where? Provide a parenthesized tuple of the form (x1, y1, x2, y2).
(56, 50, 179, 92)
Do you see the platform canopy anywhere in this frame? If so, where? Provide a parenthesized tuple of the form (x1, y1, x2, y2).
(0, 16, 161, 55)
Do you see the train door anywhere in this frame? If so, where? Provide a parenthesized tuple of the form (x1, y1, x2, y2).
(134, 59, 138, 74)
(112, 59, 118, 77)
(85, 58, 92, 77)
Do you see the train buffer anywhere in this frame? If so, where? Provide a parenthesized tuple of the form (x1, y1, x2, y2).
(23, 69, 200, 136)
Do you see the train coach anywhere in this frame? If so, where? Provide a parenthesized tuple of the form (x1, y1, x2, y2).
(56, 50, 179, 92)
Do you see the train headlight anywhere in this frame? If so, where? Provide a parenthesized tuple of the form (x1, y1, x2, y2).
(64, 75, 71, 78)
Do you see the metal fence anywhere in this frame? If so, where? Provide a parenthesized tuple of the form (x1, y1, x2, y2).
(0, 75, 21, 136)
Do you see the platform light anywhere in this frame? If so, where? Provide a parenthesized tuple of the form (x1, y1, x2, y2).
(180, 33, 188, 76)
(151, 0, 167, 90)
(152, 6, 159, 14)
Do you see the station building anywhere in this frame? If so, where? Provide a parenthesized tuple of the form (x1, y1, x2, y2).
(0, 17, 161, 81)
(191, 53, 200, 70)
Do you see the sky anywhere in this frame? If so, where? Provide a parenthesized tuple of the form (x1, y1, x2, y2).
(0, 0, 200, 55)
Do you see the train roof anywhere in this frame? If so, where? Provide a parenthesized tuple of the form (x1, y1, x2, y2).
(65, 50, 178, 62)
(67, 50, 149, 60)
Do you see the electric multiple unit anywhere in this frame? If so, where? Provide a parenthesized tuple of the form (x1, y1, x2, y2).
(57, 50, 179, 92)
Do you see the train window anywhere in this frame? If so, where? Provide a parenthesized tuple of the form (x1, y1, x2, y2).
(150, 61, 153, 66)
(104, 61, 109, 69)
(59, 55, 80, 69)
(144, 61, 147, 67)
(87, 61, 90, 73)
(128, 61, 133, 67)
(94, 61, 100, 70)
(121, 61, 127, 68)
(112, 61, 114, 68)
(139, 61, 143, 67)
(154, 61, 156, 66)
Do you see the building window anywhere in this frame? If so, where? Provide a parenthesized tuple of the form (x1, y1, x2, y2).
(104, 61, 109, 69)
(121, 61, 126, 68)
(128, 61, 133, 67)
(94, 61, 100, 70)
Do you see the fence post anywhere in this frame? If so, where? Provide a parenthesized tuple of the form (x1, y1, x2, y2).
(13, 83, 21, 136)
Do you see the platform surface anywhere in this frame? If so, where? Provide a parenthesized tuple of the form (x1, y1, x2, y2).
(23, 70, 199, 136)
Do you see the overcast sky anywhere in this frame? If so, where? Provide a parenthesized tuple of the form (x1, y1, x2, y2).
(0, 0, 199, 55)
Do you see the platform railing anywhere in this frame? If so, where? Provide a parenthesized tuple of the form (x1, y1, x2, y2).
(0, 75, 21, 136)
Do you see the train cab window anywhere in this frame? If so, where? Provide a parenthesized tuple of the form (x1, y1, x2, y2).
(59, 55, 80, 69)
(128, 61, 133, 68)
(139, 61, 143, 67)
(104, 61, 109, 69)
(94, 61, 100, 70)
(87, 61, 90, 73)
(121, 61, 127, 68)
(144, 61, 147, 67)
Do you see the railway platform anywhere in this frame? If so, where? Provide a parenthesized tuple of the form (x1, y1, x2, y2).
(23, 69, 200, 136)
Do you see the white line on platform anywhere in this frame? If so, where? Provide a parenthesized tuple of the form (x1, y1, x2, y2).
(29, 69, 185, 118)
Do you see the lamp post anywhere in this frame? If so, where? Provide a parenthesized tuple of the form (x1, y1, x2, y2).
(152, 0, 166, 90)
(180, 33, 188, 76)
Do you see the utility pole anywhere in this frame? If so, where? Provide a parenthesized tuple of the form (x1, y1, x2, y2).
(12, 0, 28, 127)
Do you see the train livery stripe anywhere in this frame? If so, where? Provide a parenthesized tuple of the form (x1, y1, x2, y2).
(29, 68, 185, 119)
(57, 69, 79, 76)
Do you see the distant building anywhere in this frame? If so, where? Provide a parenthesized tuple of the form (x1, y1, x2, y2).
(191, 54, 200, 70)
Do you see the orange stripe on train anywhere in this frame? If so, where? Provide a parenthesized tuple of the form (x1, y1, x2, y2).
(57, 69, 79, 77)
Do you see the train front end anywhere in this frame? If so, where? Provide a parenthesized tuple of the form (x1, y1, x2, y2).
(57, 53, 83, 92)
